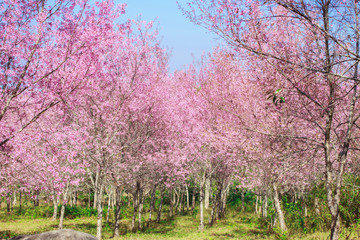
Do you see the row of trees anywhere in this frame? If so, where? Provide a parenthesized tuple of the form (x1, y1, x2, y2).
(1, 0, 360, 239)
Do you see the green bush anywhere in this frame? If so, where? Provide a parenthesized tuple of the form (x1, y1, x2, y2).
(63, 205, 97, 218)
(22, 205, 53, 218)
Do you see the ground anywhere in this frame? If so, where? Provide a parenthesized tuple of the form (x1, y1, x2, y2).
(0, 206, 359, 240)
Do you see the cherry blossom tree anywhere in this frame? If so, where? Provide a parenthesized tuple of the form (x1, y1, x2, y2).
(181, 1, 360, 238)
(64, 17, 172, 238)
(185, 48, 323, 231)
(0, 0, 127, 204)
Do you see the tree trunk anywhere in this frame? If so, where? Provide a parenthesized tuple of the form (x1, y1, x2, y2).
(157, 189, 164, 223)
(59, 183, 70, 230)
(219, 183, 229, 219)
(169, 188, 174, 218)
(138, 187, 144, 230)
(315, 197, 320, 215)
(73, 189, 77, 207)
(114, 186, 122, 238)
(198, 183, 205, 231)
(106, 188, 111, 224)
(181, 188, 185, 215)
(185, 183, 189, 211)
(6, 197, 10, 213)
(262, 190, 268, 218)
(19, 191, 22, 213)
(96, 182, 104, 240)
(179, 187, 184, 214)
(12, 192, 16, 209)
(301, 193, 308, 217)
(241, 189, 245, 213)
(273, 183, 287, 232)
(255, 195, 259, 215)
(259, 195, 262, 216)
(217, 185, 223, 219)
(174, 187, 180, 215)
(33, 190, 40, 207)
(147, 184, 157, 227)
(88, 189, 91, 208)
(52, 194, 58, 221)
(69, 190, 73, 207)
(192, 186, 196, 210)
(209, 194, 216, 226)
(205, 177, 210, 209)
(93, 170, 100, 209)
(131, 184, 139, 232)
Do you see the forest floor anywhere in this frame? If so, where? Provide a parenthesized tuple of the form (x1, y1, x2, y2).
(0, 205, 359, 240)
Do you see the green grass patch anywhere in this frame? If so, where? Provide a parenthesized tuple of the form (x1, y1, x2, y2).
(1, 205, 360, 239)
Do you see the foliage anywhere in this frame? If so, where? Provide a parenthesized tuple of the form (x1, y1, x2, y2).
(282, 194, 305, 232)
(340, 175, 360, 227)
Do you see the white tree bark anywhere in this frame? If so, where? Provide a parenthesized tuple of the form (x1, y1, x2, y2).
(272, 183, 287, 232)
(204, 177, 210, 209)
(52, 193, 58, 221)
(59, 183, 70, 230)
(96, 182, 104, 240)
(198, 183, 205, 231)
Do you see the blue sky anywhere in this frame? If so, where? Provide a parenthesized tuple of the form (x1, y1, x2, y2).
(120, 0, 220, 71)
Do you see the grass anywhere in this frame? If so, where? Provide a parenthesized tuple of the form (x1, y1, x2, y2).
(1, 204, 360, 240)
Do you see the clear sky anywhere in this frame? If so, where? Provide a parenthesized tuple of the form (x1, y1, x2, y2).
(120, 0, 220, 71)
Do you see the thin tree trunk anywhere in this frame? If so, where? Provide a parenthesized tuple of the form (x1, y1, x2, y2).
(217, 185, 223, 219)
(209, 193, 217, 226)
(93, 170, 99, 209)
(185, 183, 189, 211)
(147, 184, 157, 227)
(52, 193, 58, 221)
(19, 191, 22, 213)
(241, 189, 245, 213)
(73, 189, 77, 207)
(205, 177, 210, 209)
(106, 188, 112, 224)
(58, 183, 70, 230)
(255, 195, 259, 215)
(169, 188, 174, 218)
(262, 190, 268, 218)
(273, 183, 287, 232)
(198, 182, 205, 231)
(111, 190, 115, 209)
(301, 192, 308, 217)
(192, 186, 196, 210)
(6, 197, 10, 213)
(181, 188, 185, 215)
(157, 189, 164, 223)
(33, 190, 40, 207)
(179, 187, 184, 214)
(96, 182, 104, 240)
(219, 183, 229, 218)
(88, 189, 91, 208)
(114, 186, 122, 238)
(12, 192, 16, 209)
(138, 187, 144, 230)
(259, 195, 262, 216)
(174, 188, 180, 215)
(69, 189, 73, 207)
(131, 184, 139, 232)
